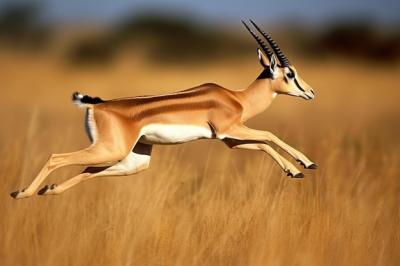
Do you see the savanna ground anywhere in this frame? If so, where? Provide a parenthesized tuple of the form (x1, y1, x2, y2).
(0, 51, 399, 266)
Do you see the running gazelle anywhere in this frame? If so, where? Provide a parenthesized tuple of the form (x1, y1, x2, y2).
(11, 20, 316, 199)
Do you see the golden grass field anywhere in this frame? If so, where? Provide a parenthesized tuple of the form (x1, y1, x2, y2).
(0, 51, 399, 266)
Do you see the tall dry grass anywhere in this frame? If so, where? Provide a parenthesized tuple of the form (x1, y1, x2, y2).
(0, 52, 399, 265)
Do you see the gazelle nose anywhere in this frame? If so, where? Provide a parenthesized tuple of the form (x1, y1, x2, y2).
(305, 89, 315, 100)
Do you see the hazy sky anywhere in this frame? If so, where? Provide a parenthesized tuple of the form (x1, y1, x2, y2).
(1, 0, 399, 26)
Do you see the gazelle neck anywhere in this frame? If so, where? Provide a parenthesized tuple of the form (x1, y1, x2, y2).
(241, 75, 277, 121)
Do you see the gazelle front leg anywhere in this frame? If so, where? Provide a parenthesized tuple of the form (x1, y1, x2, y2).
(38, 143, 152, 196)
(225, 125, 317, 169)
(225, 139, 303, 178)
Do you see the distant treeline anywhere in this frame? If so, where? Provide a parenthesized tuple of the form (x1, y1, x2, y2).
(0, 3, 399, 65)
(298, 21, 400, 63)
(65, 14, 251, 65)
(0, 3, 51, 49)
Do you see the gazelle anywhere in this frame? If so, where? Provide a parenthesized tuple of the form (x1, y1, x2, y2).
(11, 20, 316, 199)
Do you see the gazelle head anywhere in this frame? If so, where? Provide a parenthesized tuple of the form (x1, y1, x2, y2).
(242, 20, 315, 100)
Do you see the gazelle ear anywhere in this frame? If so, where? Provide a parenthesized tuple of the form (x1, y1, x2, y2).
(257, 48, 269, 68)
(257, 49, 278, 79)
(269, 54, 278, 79)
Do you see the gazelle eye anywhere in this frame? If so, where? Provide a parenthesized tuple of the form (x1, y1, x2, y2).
(286, 71, 295, 79)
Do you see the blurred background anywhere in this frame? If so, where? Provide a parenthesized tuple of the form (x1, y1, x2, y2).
(0, 0, 399, 65)
(0, 1, 399, 266)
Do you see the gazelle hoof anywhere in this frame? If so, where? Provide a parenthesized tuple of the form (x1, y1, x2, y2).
(10, 188, 29, 199)
(10, 190, 19, 198)
(37, 185, 50, 195)
(293, 172, 304, 178)
(38, 184, 57, 195)
(286, 171, 304, 178)
(307, 163, 318, 169)
(296, 159, 318, 170)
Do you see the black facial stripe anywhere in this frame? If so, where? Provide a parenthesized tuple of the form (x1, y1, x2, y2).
(294, 78, 305, 92)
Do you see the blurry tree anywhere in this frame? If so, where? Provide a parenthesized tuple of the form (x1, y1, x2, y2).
(115, 14, 217, 61)
(113, 13, 251, 63)
(66, 13, 251, 65)
(0, 2, 51, 49)
(308, 20, 400, 62)
(66, 34, 119, 65)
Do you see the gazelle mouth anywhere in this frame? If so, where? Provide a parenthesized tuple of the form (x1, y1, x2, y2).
(302, 92, 315, 100)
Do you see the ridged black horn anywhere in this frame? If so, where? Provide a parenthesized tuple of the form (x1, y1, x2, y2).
(250, 19, 290, 66)
(241, 20, 273, 58)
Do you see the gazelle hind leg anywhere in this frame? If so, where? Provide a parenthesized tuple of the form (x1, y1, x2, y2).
(10, 145, 130, 199)
(10, 109, 142, 199)
(225, 140, 303, 178)
(224, 125, 317, 169)
(38, 143, 152, 195)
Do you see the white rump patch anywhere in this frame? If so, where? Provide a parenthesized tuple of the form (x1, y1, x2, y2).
(140, 124, 213, 144)
(85, 108, 97, 144)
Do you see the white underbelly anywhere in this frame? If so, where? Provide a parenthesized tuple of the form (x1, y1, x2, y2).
(140, 124, 213, 144)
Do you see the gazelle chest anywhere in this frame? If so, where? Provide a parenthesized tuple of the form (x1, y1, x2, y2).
(140, 124, 213, 144)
